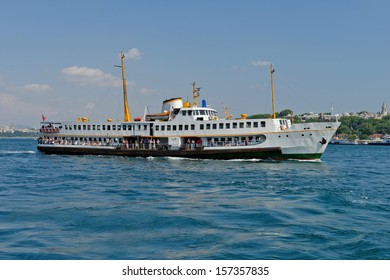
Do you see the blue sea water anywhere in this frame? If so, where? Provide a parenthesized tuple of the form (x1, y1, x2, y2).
(0, 138, 389, 260)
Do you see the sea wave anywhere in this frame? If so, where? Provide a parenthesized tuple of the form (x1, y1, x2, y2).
(0, 150, 36, 155)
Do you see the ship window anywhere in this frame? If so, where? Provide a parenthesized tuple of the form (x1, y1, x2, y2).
(122, 125, 126, 130)
(185, 125, 189, 130)
(128, 125, 132, 130)
(97, 125, 101, 130)
(182, 111, 187, 116)
(107, 125, 111, 130)
(253, 122, 258, 128)
(226, 123, 230, 129)
(102, 125, 106, 130)
(200, 110, 206, 115)
(213, 124, 217, 129)
(73, 125, 77, 130)
(219, 123, 224, 129)
(155, 125, 159, 131)
(87, 125, 91, 130)
(246, 122, 251, 128)
(167, 125, 171, 131)
(261, 121, 266, 127)
(143, 125, 147, 130)
(188, 110, 192, 116)
(233, 122, 237, 128)
(206, 124, 211, 129)
(173, 125, 177, 131)
(239, 122, 244, 128)
(179, 125, 183, 130)
(161, 125, 165, 131)
(78, 125, 81, 130)
(117, 125, 121, 131)
(83, 125, 86, 130)
(191, 124, 195, 130)
(200, 124, 204, 130)
(92, 125, 96, 130)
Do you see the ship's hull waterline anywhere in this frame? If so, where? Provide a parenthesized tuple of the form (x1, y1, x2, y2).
(37, 144, 323, 160)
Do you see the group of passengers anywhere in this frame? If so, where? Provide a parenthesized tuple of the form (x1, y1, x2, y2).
(123, 138, 160, 150)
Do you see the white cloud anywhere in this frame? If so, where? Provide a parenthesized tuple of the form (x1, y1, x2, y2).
(61, 66, 122, 87)
(0, 92, 16, 107)
(84, 102, 95, 110)
(139, 87, 158, 95)
(251, 60, 272, 67)
(123, 48, 142, 60)
(23, 83, 52, 93)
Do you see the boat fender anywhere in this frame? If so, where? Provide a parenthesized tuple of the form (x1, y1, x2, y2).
(320, 138, 327, 145)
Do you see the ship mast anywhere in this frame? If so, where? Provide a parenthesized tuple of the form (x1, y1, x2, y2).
(192, 81, 200, 107)
(270, 64, 276, 119)
(120, 52, 131, 122)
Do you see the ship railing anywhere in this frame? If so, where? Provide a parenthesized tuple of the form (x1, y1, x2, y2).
(39, 127, 61, 133)
(37, 138, 120, 147)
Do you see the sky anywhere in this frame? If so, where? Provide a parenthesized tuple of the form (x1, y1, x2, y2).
(0, 0, 389, 127)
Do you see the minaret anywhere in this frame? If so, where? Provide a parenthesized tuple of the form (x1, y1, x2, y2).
(381, 101, 388, 116)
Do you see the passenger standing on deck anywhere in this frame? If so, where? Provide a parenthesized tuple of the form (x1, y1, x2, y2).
(151, 138, 155, 149)
(197, 138, 202, 148)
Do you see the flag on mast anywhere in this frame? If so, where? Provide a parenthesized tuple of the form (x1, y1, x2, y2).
(41, 114, 46, 122)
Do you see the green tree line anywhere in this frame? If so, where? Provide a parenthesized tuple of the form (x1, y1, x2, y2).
(335, 115, 390, 140)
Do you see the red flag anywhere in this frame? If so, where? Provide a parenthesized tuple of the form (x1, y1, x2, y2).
(41, 114, 46, 122)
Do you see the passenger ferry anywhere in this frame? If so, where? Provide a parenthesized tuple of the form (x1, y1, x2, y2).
(37, 54, 340, 160)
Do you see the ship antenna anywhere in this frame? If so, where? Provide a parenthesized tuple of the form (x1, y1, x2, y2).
(192, 81, 200, 107)
(115, 52, 131, 122)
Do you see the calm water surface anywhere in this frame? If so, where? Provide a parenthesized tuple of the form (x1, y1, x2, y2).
(0, 138, 389, 259)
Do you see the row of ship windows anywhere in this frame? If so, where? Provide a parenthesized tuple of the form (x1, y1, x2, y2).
(64, 124, 149, 131)
(63, 121, 267, 132)
(181, 109, 217, 117)
(155, 121, 266, 131)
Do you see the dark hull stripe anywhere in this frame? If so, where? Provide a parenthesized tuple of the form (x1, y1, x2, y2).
(37, 145, 322, 160)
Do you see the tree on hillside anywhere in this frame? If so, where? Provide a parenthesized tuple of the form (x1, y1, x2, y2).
(279, 109, 293, 117)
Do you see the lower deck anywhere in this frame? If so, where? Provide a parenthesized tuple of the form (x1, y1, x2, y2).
(37, 143, 322, 160)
